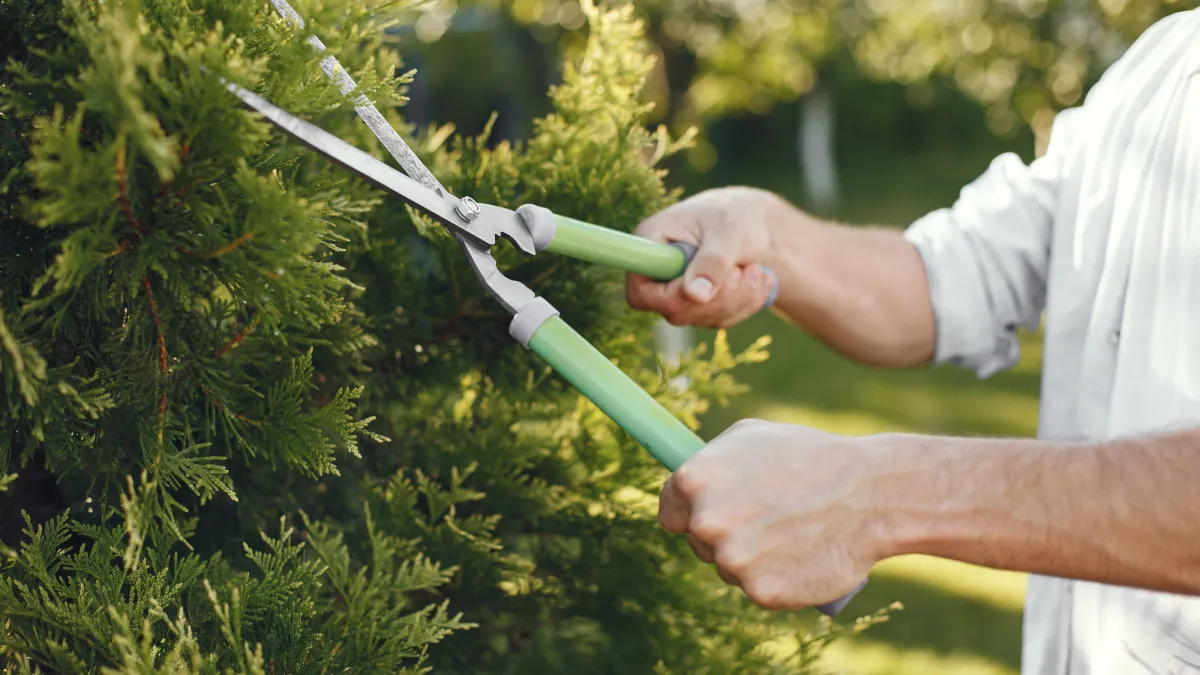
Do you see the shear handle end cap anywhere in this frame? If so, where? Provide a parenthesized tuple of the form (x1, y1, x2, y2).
(762, 267, 779, 310)
(516, 204, 557, 252)
(815, 578, 868, 617)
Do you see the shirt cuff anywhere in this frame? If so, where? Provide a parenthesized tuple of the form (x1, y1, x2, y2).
(904, 211, 1022, 380)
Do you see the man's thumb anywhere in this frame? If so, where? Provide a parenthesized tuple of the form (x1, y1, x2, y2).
(682, 246, 734, 303)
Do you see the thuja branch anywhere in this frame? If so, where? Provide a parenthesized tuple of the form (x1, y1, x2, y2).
(179, 232, 255, 260)
(143, 277, 168, 377)
(143, 276, 168, 463)
(115, 138, 146, 236)
(104, 238, 134, 258)
(152, 143, 189, 205)
(199, 384, 257, 425)
(214, 314, 260, 358)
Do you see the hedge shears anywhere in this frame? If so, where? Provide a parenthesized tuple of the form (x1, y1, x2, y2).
(228, 0, 864, 616)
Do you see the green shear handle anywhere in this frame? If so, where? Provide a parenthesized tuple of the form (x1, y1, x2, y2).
(529, 313, 705, 470)
(526, 210, 780, 309)
(511, 297, 862, 617)
(546, 215, 692, 281)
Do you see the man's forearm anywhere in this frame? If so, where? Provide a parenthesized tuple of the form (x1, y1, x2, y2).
(761, 198, 937, 368)
(876, 428, 1200, 595)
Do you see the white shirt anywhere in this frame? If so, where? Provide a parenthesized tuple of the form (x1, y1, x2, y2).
(903, 9, 1200, 675)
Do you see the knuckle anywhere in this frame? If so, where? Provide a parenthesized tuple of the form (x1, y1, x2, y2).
(670, 464, 704, 498)
(656, 506, 666, 527)
(713, 544, 752, 575)
(716, 315, 740, 330)
(636, 209, 687, 239)
(689, 511, 729, 543)
(657, 509, 685, 534)
(716, 263, 740, 282)
(743, 577, 788, 610)
(682, 306, 731, 330)
(728, 419, 753, 432)
(687, 534, 714, 562)
(729, 418, 766, 433)
(664, 312, 689, 327)
(624, 282, 650, 310)
(694, 249, 734, 271)
(709, 303, 737, 330)
(717, 567, 740, 587)
(632, 215, 664, 239)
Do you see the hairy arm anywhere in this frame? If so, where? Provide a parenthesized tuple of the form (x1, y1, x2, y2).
(880, 427, 1200, 595)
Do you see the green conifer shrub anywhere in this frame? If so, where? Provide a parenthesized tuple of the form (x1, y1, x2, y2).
(1, 0, 886, 672)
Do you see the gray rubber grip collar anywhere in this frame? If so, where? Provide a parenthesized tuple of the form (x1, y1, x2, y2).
(510, 297, 560, 348)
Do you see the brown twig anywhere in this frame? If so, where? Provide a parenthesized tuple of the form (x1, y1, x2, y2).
(213, 314, 261, 359)
(116, 143, 146, 235)
(152, 143, 190, 204)
(143, 277, 168, 377)
(103, 237, 136, 259)
(173, 174, 208, 203)
(178, 232, 255, 260)
(527, 261, 562, 288)
(142, 276, 169, 465)
(199, 384, 257, 425)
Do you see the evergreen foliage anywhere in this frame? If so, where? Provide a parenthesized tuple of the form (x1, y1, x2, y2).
(1, 0, 880, 672)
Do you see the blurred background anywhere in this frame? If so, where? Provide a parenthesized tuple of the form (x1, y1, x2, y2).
(384, 0, 1189, 671)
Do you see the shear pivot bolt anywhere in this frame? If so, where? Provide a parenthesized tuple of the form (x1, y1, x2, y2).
(456, 197, 481, 223)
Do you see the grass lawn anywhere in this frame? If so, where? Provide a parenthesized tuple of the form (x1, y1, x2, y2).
(685, 143, 1044, 674)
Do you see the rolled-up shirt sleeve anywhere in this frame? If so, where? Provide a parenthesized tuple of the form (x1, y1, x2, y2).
(903, 110, 1079, 379)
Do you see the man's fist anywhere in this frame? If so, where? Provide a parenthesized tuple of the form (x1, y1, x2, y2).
(625, 187, 779, 329)
(659, 419, 891, 610)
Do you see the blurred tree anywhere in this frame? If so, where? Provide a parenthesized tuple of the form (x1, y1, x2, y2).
(844, 0, 1200, 151)
(407, 0, 1197, 154)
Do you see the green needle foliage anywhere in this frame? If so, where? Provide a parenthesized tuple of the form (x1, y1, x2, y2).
(1, 0, 880, 672)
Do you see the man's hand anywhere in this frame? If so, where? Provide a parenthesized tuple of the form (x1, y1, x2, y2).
(626, 186, 780, 329)
(659, 419, 890, 610)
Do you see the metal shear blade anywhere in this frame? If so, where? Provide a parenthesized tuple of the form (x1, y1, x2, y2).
(226, 82, 537, 259)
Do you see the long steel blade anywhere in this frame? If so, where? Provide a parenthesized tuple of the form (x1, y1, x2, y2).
(227, 82, 495, 246)
(268, 0, 446, 196)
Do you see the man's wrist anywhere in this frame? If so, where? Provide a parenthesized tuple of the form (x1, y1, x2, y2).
(864, 432, 1052, 563)
(758, 195, 826, 305)
(755, 190, 792, 269)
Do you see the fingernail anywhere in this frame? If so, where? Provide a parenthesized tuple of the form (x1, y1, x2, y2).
(686, 276, 714, 302)
(746, 266, 761, 287)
